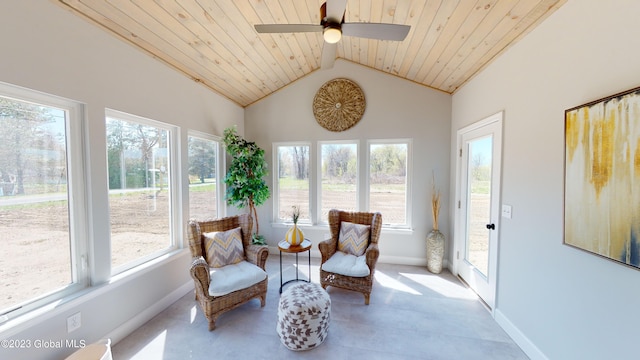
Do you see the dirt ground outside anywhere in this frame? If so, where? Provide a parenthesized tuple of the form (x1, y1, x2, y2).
(277, 188, 406, 224)
(0, 190, 177, 313)
(0, 187, 408, 312)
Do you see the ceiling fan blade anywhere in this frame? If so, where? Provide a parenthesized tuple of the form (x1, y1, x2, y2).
(254, 24, 322, 33)
(342, 23, 411, 41)
(321, 42, 337, 70)
(326, 0, 348, 22)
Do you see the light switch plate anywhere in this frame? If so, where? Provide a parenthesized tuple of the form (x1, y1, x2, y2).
(501, 204, 512, 219)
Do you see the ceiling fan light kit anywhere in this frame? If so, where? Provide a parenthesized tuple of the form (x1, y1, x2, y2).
(323, 25, 342, 44)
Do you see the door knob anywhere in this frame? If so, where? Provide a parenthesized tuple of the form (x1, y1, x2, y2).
(486, 223, 495, 230)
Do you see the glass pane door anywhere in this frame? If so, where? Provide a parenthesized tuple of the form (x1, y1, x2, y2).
(465, 136, 493, 277)
(455, 112, 502, 310)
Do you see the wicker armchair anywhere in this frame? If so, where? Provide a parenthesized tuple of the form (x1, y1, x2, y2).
(187, 214, 269, 330)
(319, 209, 382, 305)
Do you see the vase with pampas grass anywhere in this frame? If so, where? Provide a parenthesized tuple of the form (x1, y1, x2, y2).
(427, 175, 445, 274)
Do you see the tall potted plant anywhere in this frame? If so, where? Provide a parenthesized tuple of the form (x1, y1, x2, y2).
(223, 127, 270, 244)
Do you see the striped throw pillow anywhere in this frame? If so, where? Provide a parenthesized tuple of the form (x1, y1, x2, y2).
(338, 221, 370, 256)
(203, 227, 245, 268)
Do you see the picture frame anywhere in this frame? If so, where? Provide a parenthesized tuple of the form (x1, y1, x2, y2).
(564, 86, 640, 269)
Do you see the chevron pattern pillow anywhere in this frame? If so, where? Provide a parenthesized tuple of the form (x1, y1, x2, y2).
(337, 221, 370, 256)
(203, 227, 245, 268)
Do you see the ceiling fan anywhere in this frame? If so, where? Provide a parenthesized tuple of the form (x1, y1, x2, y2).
(254, 0, 411, 69)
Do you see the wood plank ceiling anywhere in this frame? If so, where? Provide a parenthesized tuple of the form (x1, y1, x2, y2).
(56, 0, 566, 107)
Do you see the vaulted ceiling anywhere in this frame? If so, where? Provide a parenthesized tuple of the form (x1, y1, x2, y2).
(56, 0, 565, 107)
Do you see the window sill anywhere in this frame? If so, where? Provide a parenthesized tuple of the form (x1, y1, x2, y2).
(110, 248, 187, 281)
(270, 222, 414, 234)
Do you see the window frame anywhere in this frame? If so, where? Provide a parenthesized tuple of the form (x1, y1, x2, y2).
(272, 141, 312, 224)
(317, 140, 360, 225)
(187, 130, 224, 220)
(105, 109, 180, 275)
(366, 139, 413, 229)
(0, 81, 89, 322)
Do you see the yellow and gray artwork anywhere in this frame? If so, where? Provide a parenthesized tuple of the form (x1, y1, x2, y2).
(564, 87, 640, 268)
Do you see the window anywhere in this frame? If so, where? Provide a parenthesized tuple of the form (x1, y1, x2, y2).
(273, 140, 411, 228)
(274, 144, 310, 222)
(319, 142, 358, 222)
(369, 141, 410, 226)
(106, 110, 177, 273)
(188, 132, 221, 220)
(0, 83, 87, 321)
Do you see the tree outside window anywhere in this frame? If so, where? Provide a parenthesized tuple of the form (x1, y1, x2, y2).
(276, 144, 310, 222)
(320, 143, 358, 221)
(106, 111, 175, 273)
(188, 134, 219, 220)
(369, 142, 408, 225)
(0, 91, 85, 319)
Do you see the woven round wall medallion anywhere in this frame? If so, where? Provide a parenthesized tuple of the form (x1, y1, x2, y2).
(312, 78, 366, 132)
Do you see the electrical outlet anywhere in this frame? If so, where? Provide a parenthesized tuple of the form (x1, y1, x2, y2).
(67, 312, 81, 333)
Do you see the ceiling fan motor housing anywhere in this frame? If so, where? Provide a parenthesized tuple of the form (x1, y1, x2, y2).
(320, 2, 345, 26)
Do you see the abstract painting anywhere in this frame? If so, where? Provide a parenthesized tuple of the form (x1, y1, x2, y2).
(564, 86, 640, 269)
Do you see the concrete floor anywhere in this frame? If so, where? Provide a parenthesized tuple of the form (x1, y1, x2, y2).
(112, 256, 528, 359)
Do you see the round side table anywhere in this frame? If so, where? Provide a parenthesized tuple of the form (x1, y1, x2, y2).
(278, 239, 312, 294)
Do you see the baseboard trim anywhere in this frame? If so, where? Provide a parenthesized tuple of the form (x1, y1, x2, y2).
(107, 281, 194, 345)
(495, 309, 548, 360)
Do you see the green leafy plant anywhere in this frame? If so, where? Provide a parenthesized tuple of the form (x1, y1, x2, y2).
(251, 233, 266, 245)
(223, 127, 270, 240)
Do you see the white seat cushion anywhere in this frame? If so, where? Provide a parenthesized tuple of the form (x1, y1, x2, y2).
(321, 251, 370, 277)
(208, 260, 267, 297)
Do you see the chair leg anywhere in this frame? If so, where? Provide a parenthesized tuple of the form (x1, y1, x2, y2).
(208, 319, 216, 331)
(260, 294, 266, 307)
(364, 293, 370, 305)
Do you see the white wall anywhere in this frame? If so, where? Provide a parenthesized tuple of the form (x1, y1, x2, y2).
(451, 0, 640, 358)
(0, 2, 243, 359)
(245, 60, 451, 265)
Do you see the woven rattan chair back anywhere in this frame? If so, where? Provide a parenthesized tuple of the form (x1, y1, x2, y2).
(319, 209, 382, 304)
(187, 214, 268, 330)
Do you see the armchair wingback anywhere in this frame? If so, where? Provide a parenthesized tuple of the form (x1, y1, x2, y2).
(187, 214, 269, 330)
(318, 209, 382, 304)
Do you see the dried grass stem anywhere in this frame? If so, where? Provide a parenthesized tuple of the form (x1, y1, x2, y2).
(431, 174, 441, 231)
